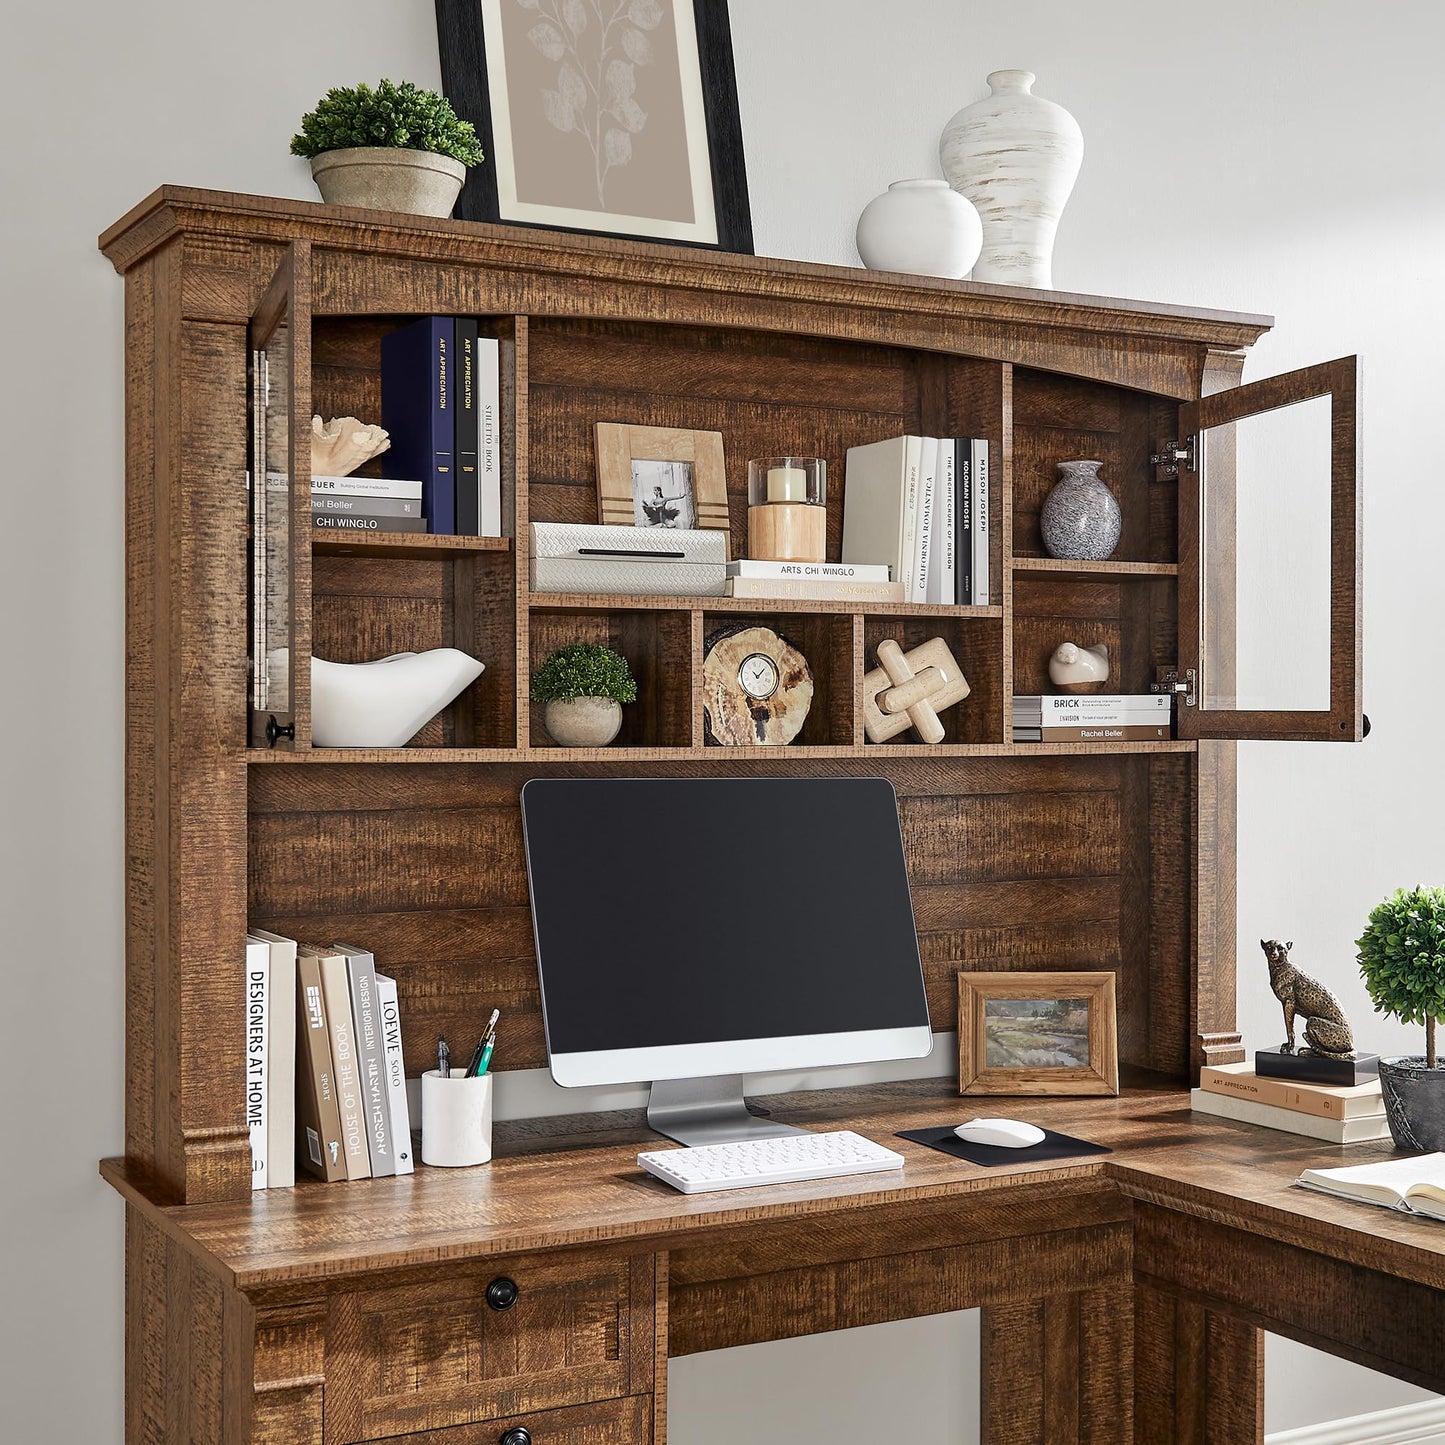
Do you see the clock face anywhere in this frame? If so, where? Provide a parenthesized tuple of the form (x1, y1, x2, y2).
(738, 651, 781, 701)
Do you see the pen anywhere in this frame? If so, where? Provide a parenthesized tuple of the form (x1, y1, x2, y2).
(466, 1009, 501, 1077)
(477, 1029, 497, 1076)
(438, 1037, 450, 1078)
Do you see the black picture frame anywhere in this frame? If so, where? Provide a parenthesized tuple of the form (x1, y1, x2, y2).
(435, 0, 753, 253)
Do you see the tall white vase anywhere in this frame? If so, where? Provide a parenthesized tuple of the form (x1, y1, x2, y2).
(939, 70, 1083, 289)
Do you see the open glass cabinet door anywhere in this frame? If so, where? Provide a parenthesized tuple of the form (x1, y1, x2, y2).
(1174, 356, 1361, 742)
(248, 241, 312, 749)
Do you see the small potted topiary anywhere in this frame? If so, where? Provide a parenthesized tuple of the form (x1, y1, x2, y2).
(532, 643, 637, 747)
(1357, 885, 1445, 1150)
(291, 80, 484, 218)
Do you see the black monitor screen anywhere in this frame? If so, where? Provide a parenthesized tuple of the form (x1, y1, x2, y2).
(521, 777, 930, 1056)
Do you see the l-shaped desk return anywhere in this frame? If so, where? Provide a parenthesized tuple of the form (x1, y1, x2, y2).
(104, 1081, 1445, 1445)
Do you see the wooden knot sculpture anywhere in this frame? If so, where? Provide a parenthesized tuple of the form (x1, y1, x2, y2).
(863, 637, 970, 744)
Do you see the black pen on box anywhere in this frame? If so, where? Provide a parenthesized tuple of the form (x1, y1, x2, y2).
(438, 1036, 450, 1078)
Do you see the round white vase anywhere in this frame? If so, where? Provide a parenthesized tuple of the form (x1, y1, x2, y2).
(544, 697, 623, 747)
(855, 179, 983, 280)
(309, 146, 466, 218)
(938, 70, 1083, 289)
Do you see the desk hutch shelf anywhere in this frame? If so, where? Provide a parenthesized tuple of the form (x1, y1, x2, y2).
(101, 188, 1363, 1445)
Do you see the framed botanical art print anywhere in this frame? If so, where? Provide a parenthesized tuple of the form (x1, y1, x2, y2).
(956, 971, 1119, 1097)
(435, 0, 753, 251)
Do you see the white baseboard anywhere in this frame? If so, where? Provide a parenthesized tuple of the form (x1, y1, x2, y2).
(1267, 1398, 1445, 1445)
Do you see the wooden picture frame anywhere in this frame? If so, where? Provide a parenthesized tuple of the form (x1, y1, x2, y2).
(435, 0, 753, 252)
(957, 971, 1119, 1096)
(595, 422, 730, 543)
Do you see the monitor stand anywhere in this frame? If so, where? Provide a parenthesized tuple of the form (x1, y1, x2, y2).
(647, 1076, 807, 1147)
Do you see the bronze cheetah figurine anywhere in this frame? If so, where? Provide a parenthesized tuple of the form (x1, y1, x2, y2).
(1261, 939, 1354, 1059)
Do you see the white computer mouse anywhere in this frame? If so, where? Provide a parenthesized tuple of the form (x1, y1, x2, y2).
(954, 1117, 1046, 1148)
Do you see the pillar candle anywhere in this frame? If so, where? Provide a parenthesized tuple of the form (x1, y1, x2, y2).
(766, 466, 808, 503)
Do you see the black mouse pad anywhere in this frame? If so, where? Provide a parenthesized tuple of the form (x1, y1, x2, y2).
(897, 1125, 1111, 1167)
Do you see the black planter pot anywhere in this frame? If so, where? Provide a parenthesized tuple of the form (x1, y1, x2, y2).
(1377, 1057, 1445, 1151)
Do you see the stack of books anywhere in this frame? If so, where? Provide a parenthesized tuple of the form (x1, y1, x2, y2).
(841, 435, 989, 605)
(244, 930, 415, 1186)
(312, 472, 425, 535)
(381, 315, 503, 536)
(725, 559, 904, 603)
(1191, 1060, 1389, 1143)
(1012, 692, 1171, 742)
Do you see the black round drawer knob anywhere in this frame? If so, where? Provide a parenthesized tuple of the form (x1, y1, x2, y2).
(499, 1428, 532, 1445)
(486, 1276, 519, 1311)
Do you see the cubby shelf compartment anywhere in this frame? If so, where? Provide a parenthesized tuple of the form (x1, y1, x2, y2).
(1012, 557, 1177, 579)
(312, 533, 513, 560)
(529, 591, 1003, 619)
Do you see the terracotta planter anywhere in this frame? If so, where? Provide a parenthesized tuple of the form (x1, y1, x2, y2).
(544, 697, 623, 748)
(1378, 1056, 1445, 1151)
(309, 147, 465, 218)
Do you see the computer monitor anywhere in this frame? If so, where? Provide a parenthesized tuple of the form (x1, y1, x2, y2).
(521, 776, 933, 1144)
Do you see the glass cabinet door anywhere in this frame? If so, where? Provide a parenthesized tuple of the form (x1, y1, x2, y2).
(248, 242, 312, 748)
(1176, 357, 1361, 742)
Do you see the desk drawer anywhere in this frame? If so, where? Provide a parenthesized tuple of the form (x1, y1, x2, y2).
(366, 1395, 652, 1445)
(325, 1249, 657, 1442)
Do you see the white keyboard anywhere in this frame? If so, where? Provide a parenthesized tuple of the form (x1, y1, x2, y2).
(638, 1129, 905, 1194)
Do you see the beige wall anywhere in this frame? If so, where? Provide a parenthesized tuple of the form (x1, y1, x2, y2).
(4, 2, 1442, 1438)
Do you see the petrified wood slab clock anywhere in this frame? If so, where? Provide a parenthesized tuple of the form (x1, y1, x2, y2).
(702, 625, 813, 745)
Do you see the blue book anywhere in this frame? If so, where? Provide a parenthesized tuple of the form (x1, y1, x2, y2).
(381, 317, 455, 534)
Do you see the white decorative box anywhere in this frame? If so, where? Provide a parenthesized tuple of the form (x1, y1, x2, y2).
(529, 522, 728, 596)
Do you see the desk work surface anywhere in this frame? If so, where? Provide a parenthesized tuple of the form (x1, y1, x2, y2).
(101, 1080, 1445, 1293)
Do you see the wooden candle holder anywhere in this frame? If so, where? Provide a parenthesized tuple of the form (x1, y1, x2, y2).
(747, 502, 826, 562)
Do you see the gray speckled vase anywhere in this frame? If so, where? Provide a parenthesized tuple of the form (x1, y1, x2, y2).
(1378, 1056, 1445, 1152)
(1040, 460, 1121, 561)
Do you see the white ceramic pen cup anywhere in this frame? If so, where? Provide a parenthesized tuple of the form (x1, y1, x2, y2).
(421, 1068, 493, 1167)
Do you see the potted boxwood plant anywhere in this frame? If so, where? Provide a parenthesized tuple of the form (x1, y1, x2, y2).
(532, 643, 637, 747)
(291, 80, 484, 218)
(1357, 885, 1445, 1150)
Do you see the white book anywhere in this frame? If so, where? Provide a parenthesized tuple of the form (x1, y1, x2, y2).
(971, 440, 989, 605)
(1014, 694, 1171, 717)
(244, 939, 270, 1190)
(727, 560, 892, 582)
(310, 473, 424, 500)
(1297, 1153, 1445, 1221)
(911, 438, 938, 605)
(477, 336, 502, 537)
(374, 973, 414, 1174)
(248, 930, 296, 1187)
(1190, 1087, 1389, 1143)
(841, 436, 920, 590)
(333, 944, 394, 1178)
(929, 441, 956, 606)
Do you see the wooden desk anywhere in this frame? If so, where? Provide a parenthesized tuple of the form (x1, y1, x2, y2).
(104, 1082, 1445, 1445)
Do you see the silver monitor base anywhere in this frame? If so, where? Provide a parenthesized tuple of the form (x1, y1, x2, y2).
(646, 1076, 806, 1146)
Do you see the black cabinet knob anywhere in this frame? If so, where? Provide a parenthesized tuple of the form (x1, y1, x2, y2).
(486, 1276, 519, 1311)
(499, 1428, 532, 1445)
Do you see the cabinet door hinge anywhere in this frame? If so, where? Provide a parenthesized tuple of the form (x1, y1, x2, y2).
(1151, 437, 1196, 479)
(1154, 668, 1196, 708)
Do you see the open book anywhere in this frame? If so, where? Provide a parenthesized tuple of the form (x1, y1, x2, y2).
(1296, 1153, 1445, 1221)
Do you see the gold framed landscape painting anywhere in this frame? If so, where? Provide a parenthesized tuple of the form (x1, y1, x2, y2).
(957, 971, 1119, 1097)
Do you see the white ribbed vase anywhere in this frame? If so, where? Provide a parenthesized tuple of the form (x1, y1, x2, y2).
(939, 70, 1083, 289)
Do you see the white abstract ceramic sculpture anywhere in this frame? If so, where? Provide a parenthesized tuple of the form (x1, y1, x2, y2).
(1049, 642, 1110, 688)
(939, 70, 1083, 289)
(311, 649, 484, 747)
(310, 415, 391, 478)
(855, 179, 983, 279)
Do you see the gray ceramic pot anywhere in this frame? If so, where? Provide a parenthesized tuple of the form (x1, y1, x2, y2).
(309, 147, 465, 218)
(544, 697, 622, 748)
(1377, 1056, 1445, 1151)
